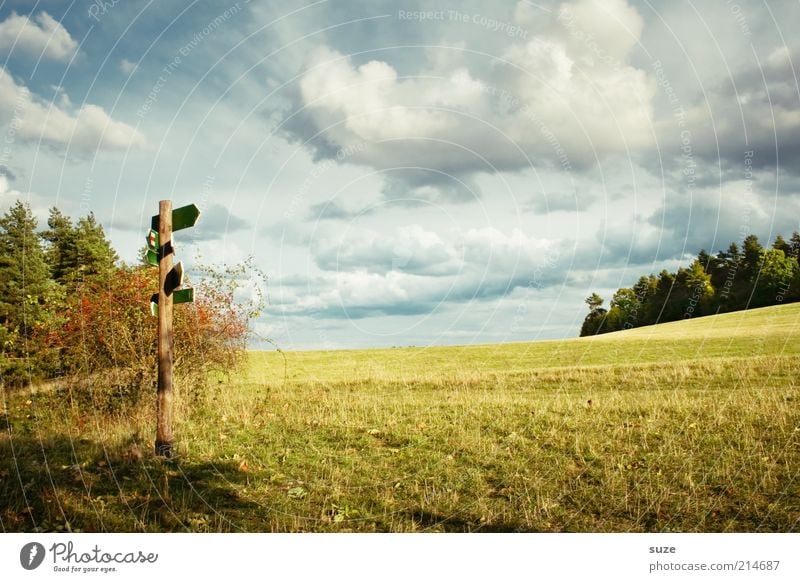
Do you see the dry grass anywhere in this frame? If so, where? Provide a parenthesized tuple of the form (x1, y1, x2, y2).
(1, 304, 800, 532)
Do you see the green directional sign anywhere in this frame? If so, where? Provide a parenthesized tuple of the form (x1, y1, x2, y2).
(150, 287, 194, 317)
(151, 204, 201, 232)
(146, 249, 158, 267)
(144, 229, 160, 267)
(146, 229, 159, 251)
(174, 287, 193, 304)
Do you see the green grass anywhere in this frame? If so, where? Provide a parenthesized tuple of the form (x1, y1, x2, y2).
(2, 303, 800, 532)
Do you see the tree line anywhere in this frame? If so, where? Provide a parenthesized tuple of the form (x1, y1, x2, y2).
(0, 200, 258, 408)
(580, 233, 800, 336)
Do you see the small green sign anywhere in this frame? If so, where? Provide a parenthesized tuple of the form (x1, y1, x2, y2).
(149, 288, 194, 317)
(174, 287, 194, 304)
(146, 249, 158, 267)
(146, 229, 159, 252)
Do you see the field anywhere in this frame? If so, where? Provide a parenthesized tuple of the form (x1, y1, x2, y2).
(1, 303, 799, 532)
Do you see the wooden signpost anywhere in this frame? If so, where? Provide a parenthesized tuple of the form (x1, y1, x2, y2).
(147, 201, 200, 458)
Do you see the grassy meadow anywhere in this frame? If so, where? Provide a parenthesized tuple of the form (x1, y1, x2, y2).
(1, 303, 799, 532)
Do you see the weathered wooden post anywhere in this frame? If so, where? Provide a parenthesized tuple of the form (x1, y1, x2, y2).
(156, 200, 174, 458)
(146, 200, 200, 458)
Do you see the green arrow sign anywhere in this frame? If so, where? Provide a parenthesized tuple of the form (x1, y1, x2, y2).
(149, 288, 194, 317)
(146, 249, 158, 267)
(173, 287, 193, 304)
(151, 204, 201, 232)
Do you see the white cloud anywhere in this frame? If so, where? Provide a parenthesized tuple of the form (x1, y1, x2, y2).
(285, 0, 655, 201)
(555, 0, 644, 61)
(119, 59, 138, 75)
(0, 12, 78, 61)
(314, 224, 459, 276)
(273, 224, 559, 317)
(0, 68, 147, 155)
(0, 174, 22, 199)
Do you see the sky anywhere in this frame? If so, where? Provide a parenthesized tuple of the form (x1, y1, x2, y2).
(0, 0, 798, 350)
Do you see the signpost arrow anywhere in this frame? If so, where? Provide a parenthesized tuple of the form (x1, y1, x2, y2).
(150, 288, 193, 317)
(173, 287, 193, 304)
(145, 229, 159, 267)
(151, 204, 201, 232)
(146, 250, 158, 267)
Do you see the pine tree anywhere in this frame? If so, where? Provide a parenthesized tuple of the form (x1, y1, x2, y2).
(580, 293, 608, 336)
(741, 234, 764, 282)
(0, 201, 53, 383)
(773, 234, 790, 255)
(42, 207, 78, 282)
(70, 212, 119, 282)
(789, 232, 800, 259)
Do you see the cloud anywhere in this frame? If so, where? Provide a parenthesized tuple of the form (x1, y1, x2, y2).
(313, 224, 459, 276)
(306, 199, 376, 221)
(119, 59, 138, 75)
(0, 12, 78, 61)
(0, 173, 22, 199)
(280, 0, 656, 202)
(657, 46, 800, 177)
(525, 188, 590, 214)
(0, 68, 147, 155)
(645, 179, 800, 255)
(271, 225, 561, 318)
(192, 203, 249, 240)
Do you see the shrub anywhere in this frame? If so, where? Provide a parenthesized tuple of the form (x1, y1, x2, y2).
(42, 259, 264, 411)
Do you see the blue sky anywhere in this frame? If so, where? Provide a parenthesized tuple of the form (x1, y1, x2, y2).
(1, 0, 799, 349)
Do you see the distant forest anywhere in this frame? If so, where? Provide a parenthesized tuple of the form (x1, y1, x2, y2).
(580, 233, 800, 336)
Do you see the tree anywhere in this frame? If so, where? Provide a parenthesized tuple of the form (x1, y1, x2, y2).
(608, 287, 640, 330)
(71, 213, 118, 281)
(585, 293, 603, 311)
(773, 234, 791, 256)
(42, 209, 118, 285)
(741, 234, 764, 282)
(752, 248, 798, 307)
(789, 232, 800, 259)
(0, 201, 54, 384)
(696, 248, 711, 271)
(680, 261, 714, 318)
(42, 207, 78, 282)
(577, 232, 800, 336)
(580, 293, 608, 336)
(632, 275, 658, 325)
(642, 270, 675, 324)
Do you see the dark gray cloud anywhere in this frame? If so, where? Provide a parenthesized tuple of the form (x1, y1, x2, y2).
(658, 47, 800, 178)
(306, 199, 376, 221)
(191, 203, 249, 240)
(525, 189, 590, 214)
(0, 165, 16, 181)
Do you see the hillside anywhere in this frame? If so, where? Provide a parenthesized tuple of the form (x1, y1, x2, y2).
(1, 302, 798, 532)
(247, 302, 800, 384)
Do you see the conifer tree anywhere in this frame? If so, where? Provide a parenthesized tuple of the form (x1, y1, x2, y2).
(0, 201, 52, 383)
(42, 207, 78, 282)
